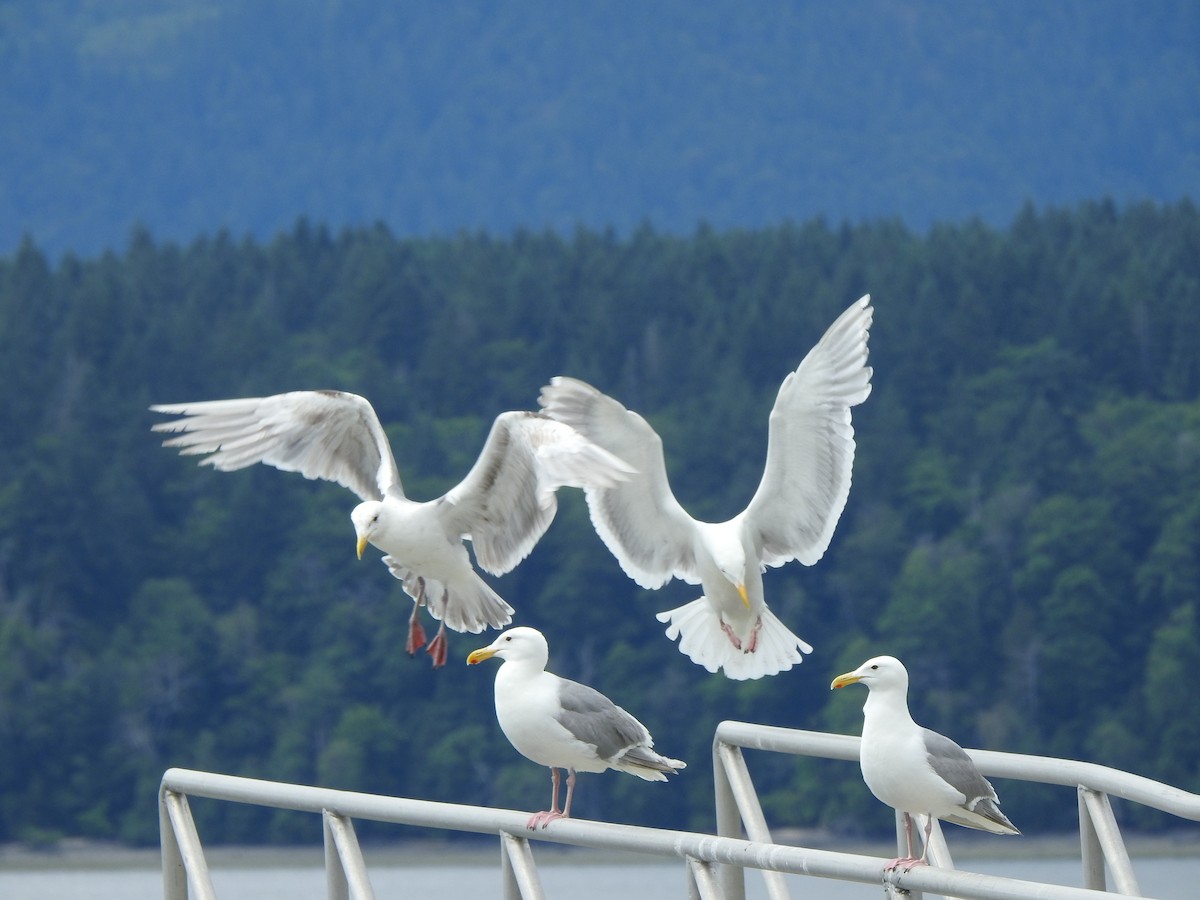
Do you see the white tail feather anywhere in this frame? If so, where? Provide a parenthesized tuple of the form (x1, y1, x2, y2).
(382, 557, 513, 633)
(655, 598, 812, 680)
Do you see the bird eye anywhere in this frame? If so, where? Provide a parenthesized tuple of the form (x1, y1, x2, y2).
(504, 636, 512, 642)
(870, 664, 879, 670)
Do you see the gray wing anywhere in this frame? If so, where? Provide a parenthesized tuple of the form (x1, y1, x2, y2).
(743, 296, 873, 568)
(440, 411, 634, 576)
(924, 728, 1019, 832)
(538, 377, 700, 587)
(151, 390, 402, 501)
(922, 729, 996, 806)
(553, 678, 652, 762)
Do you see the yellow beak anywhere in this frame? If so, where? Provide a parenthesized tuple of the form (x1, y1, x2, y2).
(466, 647, 497, 666)
(830, 672, 861, 690)
(356, 533, 369, 559)
(737, 583, 750, 608)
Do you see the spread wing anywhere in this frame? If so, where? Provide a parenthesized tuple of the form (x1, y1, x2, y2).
(538, 377, 700, 588)
(151, 390, 402, 501)
(441, 411, 634, 576)
(743, 295, 873, 568)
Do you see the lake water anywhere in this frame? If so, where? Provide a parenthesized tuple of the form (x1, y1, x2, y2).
(1, 845, 1197, 899)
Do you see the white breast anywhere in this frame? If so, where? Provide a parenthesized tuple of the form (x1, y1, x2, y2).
(493, 668, 602, 771)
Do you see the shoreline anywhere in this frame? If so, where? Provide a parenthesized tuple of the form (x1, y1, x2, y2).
(3, 830, 1199, 872)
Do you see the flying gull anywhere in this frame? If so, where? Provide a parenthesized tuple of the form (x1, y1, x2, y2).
(467, 626, 685, 829)
(831, 655, 1020, 871)
(151, 390, 633, 666)
(537, 295, 873, 679)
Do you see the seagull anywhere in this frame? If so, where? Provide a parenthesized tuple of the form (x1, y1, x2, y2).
(831, 655, 1020, 872)
(466, 626, 685, 830)
(537, 295, 873, 679)
(151, 390, 634, 666)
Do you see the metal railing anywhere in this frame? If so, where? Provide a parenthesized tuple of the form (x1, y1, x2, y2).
(712, 721, 1200, 900)
(158, 721, 1200, 900)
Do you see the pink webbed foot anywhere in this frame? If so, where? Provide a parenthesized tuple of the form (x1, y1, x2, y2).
(525, 809, 566, 830)
(884, 857, 927, 873)
(526, 768, 573, 829)
(426, 623, 448, 668)
(405, 606, 427, 656)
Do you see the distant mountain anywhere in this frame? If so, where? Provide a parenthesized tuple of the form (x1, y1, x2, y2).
(3, 0, 1197, 257)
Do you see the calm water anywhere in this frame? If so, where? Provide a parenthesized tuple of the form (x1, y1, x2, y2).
(0, 852, 1196, 899)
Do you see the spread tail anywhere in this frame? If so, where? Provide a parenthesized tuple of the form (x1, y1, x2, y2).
(382, 557, 514, 633)
(655, 598, 812, 680)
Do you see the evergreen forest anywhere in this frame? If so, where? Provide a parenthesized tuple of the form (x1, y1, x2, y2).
(2, 199, 1200, 847)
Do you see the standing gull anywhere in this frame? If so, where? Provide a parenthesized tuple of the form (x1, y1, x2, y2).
(538, 295, 873, 680)
(467, 626, 685, 830)
(151, 391, 633, 666)
(831, 655, 1020, 871)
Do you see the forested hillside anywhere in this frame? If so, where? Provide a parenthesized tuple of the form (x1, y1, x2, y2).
(2, 199, 1199, 845)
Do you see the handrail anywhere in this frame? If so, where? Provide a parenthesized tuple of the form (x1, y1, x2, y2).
(712, 720, 1200, 900)
(159, 765, 1147, 899)
(714, 721, 1200, 818)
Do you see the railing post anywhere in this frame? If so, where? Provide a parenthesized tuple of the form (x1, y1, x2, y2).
(325, 813, 348, 900)
(324, 810, 375, 900)
(1078, 787, 1106, 891)
(499, 830, 546, 900)
(713, 733, 747, 900)
(1079, 788, 1141, 897)
(160, 787, 188, 900)
(686, 856, 724, 900)
(160, 790, 217, 900)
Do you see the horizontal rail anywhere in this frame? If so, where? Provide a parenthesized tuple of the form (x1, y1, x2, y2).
(714, 721, 1200, 821)
(160, 767, 1141, 899)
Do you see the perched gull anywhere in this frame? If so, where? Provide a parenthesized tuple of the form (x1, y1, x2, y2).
(466, 626, 685, 829)
(831, 655, 1020, 871)
(537, 295, 873, 680)
(151, 391, 633, 666)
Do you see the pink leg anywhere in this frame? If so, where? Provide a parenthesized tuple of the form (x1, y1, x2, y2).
(744, 617, 763, 653)
(526, 768, 565, 830)
(917, 814, 934, 865)
(405, 604, 427, 656)
(883, 813, 928, 873)
(561, 769, 577, 818)
(425, 622, 448, 668)
(719, 620, 743, 650)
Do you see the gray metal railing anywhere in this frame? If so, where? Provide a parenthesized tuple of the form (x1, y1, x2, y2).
(712, 721, 1200, 900)
(158, 721, 1200, 899)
